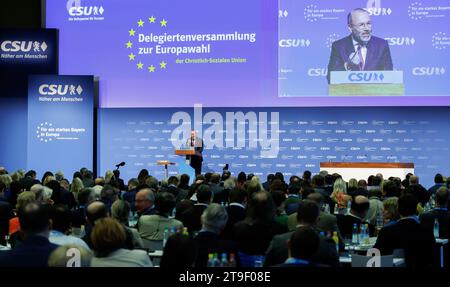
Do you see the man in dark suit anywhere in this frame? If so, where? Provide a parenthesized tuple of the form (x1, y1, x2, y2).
(222, 188, 247, 239)
(181, 184, 212, 235)
(210, 173, 226, 204)
(327, 8, 393, 83)
(264, 200, 339, 267)
(274, 226, 321, 267)
(406, 175, 430, 207)
(0, 202, 58, 267)
(428, 173, 446, 196)
(19, 170, 40, 191)
(194, 203, 238, 267)
(336, 195, 375, 239)
(233, 191, 287, 255)
(374, 194, 436, 267)
(186, 130, 204, 175)
(420, 187, 450, 238)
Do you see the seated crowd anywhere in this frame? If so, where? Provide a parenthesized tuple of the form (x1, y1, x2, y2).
(0, 166, 449, 268)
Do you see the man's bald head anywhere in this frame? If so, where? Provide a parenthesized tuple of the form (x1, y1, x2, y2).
(86, 201, 108, 225)
(306, 192, 324, 204)
(135, 188, 155, 213)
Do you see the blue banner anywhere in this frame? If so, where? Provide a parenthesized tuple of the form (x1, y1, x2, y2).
(27, 75, 94, 177)
(98, 106, 450, 188)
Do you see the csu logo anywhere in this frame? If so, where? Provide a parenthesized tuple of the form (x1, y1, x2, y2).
(39, 84, 83, 96)
(279, 39, 310, 48)
(67, 0, 104, 16)
(412, 67, 446, 76)
(365, 8, 392, 16)
(348, 72, 384, 82)
(385, 37, 415, 46)
(307, 68, 327, 77)
(1, 41, 47, 52)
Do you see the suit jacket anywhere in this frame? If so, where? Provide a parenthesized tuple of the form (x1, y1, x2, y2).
(138, 214, 183, 240)
(327, 35, 393, 83)
(336, 213, 375, 239)
(233, 220, 287, 255)
(180, 204, 208, 235)
(221, 204, 246, 239)
(194, 230, 238, 267)
(288, 211, 339, 233)
(374, 217, 436, 267)
(0, 235, 58, 267)
(419, 209, 450, 239)
(185, 137, 204, 160)
(91, 248, 153, 267)
(264, 228, 339, 267)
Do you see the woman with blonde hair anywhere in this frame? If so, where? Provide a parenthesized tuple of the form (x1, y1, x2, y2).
(70, 177, 84, 204)
(330, 178, 350, 214)
(104, 170, 115, 184)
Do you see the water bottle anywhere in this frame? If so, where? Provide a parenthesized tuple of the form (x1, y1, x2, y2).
(207, 253, 215, 267)
(324, 203, 330, 214)
(332, 231, 339, 254)
(359, 224, 365, 244)
(352, 223, 359, 245)
(213, 253, 220, 267)
(254, 255, 264, 267)
(434, 219, 440, 238)
(228, 253, 236, 267)
(363, 223, 370, 244)
(163, 228, 169, 247)
(220, 253, 228, 267)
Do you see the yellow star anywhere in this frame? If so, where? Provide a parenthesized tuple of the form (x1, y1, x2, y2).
(137, 62, 144, 69)
(128, 53, 135, 60)
(149, 16, 156, 23)
(148, 65, 156, 72)
(160, 19, 167, 27)
(126, 41, 133, 48)
(160, 61, 167, 69)
(137, 19, 144, 27)
(128, 29, 136, 36)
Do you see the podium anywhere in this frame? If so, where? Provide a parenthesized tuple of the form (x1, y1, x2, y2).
(320, 162, 414, 182)
(175, 149, 195, 156)
(329, 71, 404, 96)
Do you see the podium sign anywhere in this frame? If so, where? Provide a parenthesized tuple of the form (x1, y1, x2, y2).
(329, 71, 404, 96)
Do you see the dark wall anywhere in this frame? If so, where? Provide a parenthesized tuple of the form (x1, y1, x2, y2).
(0, 0, 42, 29)
(0, 0, 45, 171)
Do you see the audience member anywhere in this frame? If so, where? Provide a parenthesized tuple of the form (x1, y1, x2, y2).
(90, 218, 152, 267)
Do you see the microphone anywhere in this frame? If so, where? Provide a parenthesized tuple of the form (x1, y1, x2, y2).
(115, 162, 125, 168)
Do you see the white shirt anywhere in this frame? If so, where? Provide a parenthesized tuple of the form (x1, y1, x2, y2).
(49, 230, 91, 251)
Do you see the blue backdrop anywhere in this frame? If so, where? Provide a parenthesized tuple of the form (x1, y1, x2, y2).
(98, 106, 450, 188)
(27, 75, 94, 178)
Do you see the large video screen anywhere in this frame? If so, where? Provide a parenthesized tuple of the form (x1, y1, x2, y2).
(46, 0, 450, 107)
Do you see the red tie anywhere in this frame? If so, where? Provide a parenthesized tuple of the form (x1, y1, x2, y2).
(357, 45, 365, 71)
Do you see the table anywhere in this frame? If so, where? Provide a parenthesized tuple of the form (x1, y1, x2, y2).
(339, 256, 405, 267)
(156, 160, 175, 179)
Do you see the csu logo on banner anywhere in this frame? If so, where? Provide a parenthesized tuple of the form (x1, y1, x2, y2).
(67, 0, 105, 21)
(279, 39, 310, 48)
(39, 84, 83, 96)
(385, 37, 415, 46)
(348, 72, 384, 82)
(412, 67, 446, 76)
(364, 8, 392, 16)
(308, 68, 327, 77)
(1, 41, 47, 52)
